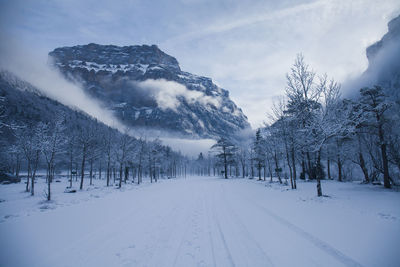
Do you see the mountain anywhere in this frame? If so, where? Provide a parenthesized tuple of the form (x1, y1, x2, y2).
(0, 70, 113, 142)
(360, 14, 400, 100)
(48, 43, 250, 138)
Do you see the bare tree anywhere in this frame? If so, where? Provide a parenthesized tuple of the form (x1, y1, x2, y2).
(38, 116, 66, 200)
(359, 86, 392, 188)
(77, 124, 97, 190)
(115, 129, 134, 188)
(16, 125, 40, 194)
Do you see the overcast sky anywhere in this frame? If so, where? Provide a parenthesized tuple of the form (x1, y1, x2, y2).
(1, 0, 399, 127)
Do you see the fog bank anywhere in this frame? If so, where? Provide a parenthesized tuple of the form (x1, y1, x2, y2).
(0, 38, 124, 131)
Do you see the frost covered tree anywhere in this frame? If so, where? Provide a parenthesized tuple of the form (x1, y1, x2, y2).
(253, 129, 265, 180)
(135, 138, 146, 184)
(270, 98, 297, 188)
(307, 75, 351, 195)
(8, 144, 23, 181)
(258, 52, 400, 194)
(358, 86, 392, 188)
(77, 123, 98, 190)
(285, 54, 322, 181)
(102, 128, 116, 187)
(38, 116, 66, 200)
(264, 125, 283, 184)
(16, 124, 41, 195)
(237, 146, 248, 178)
(115, 130, 134, 188)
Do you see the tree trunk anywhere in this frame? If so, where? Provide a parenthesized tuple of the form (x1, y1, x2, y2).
(26, 160, 31, 192)
(31, 164, 36, 196)
(337, 155, 342, 182)
(300, 156, 306, 180)
(316, 151, 323, 197)
(16, 154, 21, 180)
(269, 164, 273, 182)
(149, 155, 153, 183)
(138, 164, 142, 184)
(89, 159, 93, 186)
(274, 152, 282, 184)
(327, 157, 331, 180)
(263, 165, 266, 181)
(119, 163, 123, 188)
(316, 178, 322, 197)
(106, 157, 110, 187)
(223, 147, 228, 179)
(99, 162, 102, 180)
(80, 145, 86, 190)
(75, 163, 78, 182)
(378, 124, 390, 188)
(359, 151, 369, 183)
(291, 148, 297, 189)
(125, 166, 129, 184)
(286, 150, 294, 189)
(32, 151, 39, 197)
(154, 164, 157, 182)
(69, 152, 73, 188)
(306, 152, 312, 179)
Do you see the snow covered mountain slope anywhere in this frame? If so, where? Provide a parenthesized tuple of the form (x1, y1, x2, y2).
(0, 70, 117, 143)
(48, 44, 250, 138)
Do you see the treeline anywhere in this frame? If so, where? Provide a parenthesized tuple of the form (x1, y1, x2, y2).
(195, 55, 400, 196)
(1, 113, 187, 201)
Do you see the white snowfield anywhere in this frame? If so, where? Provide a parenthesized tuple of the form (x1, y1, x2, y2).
(0, 176, 399, 267)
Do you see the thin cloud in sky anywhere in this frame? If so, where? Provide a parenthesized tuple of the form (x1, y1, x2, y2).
(163, 0, 330, 45)
(1, 0, 399, 128)
(161, 0, 400, 127)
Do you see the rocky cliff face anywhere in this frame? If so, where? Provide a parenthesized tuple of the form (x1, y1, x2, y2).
(49, 44, 250, 138)
(363, 14, 400, 100)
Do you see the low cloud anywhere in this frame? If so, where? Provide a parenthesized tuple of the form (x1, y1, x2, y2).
(342, 19, 400, 98)
(136, 79, 220, 111)
(160, 137, 216, 157)
(0, 37, 125, 131)
(126, 126, 216, 157)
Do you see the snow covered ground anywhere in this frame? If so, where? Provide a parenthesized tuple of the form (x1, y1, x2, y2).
(0, 176, 399, 267)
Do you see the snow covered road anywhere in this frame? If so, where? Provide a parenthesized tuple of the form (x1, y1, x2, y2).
(1, 176, 399, 267)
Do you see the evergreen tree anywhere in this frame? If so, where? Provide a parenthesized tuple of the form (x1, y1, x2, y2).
(211, 137, 237, 179)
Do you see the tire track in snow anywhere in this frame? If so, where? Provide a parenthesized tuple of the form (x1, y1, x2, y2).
(239, 193, 364, 267)
(144, 187, 197, 267)
(220, 185, 274, 267)
(171, 192, 202, 267)
(202, 191, 217, 267)
(210, 187, 236, 267)
(91, 188, 185, 266)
